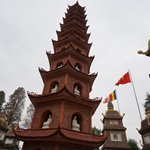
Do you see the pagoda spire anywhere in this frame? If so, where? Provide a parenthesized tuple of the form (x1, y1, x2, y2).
(107, 100, 114, 110)
(101, 103, 131, 150)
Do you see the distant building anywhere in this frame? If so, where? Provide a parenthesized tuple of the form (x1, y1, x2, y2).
(101, 100, 131, 150)
(138, 105, 150, 150)
(0, 113, 19, 150)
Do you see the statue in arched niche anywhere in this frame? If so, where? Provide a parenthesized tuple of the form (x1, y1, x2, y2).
(71, 116, 80, 131)
(51, 84, 58, 93)
(75, 64, 80, 71)
(42, 115, 52, 129)
(74, 85, 80, 95)
(57, 63, 63, 68)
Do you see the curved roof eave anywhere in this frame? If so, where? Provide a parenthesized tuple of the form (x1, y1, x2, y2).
(52, 33, 92, 55)
(13, 127, 107, 147)
(46, 44, 94, 67)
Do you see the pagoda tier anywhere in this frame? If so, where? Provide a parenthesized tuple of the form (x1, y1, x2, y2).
(101, 101, 131, 150)
(52, 34, 92, 55)
(60, 21, 89, 34)
(13, 127, 107, 149)
(39, 61, 97, 97)
(56, 26, 90, 42)
(27, 86, 101, 116)
(54, 1, 91, 56)
(68, 2, 85, 13)
(65, 11, 87, 23)
(63, 15, 87, 27)
(63, 9, 87, 25)
(65, 3, 86, 24)
(27, 88, 101, 132)
(46, 45, 94, 74)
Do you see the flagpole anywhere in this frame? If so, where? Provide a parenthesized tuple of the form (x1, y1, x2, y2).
(115, 89, 120, 113)
(128, 70, 142, 121)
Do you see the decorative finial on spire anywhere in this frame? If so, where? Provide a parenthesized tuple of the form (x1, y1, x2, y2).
(107, 100, 114, 110)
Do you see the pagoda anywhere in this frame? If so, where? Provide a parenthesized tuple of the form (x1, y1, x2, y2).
(138, 105, 150, 150)
(13, 2, 107, 150)
(101, 100, 131, 150)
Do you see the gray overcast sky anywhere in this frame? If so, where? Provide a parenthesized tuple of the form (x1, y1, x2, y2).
(0, 0, 150, 148)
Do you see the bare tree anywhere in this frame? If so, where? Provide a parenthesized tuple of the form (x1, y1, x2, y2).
(2, 87, 26, 126)
(21, 103, 34, 129)
(0, 91, 5, 112)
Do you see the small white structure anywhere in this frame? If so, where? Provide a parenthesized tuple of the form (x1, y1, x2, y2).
(75, 65, 80, 71)
(74, 86, 80, 95)
(71, 116, 80, 131)
(51, 84, 58, 93)
(57, 63, 63, 68)
(42, 115, 52, 129)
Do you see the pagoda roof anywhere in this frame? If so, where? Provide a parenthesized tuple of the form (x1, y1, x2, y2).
(63, 15, 87, 26)
(6, 129, 16, 137)
(46, 44, 94, 72)
(102, 109, 123, 121)
(103, 125, 126, 131)
(27, 86, 101, 115)
(65, 10, 86, 20)
(39, 60, 97, 87)
(56, 26, 90, 42)
(138, 119, 150, 134)
(60, 20, 89, 33)
(67, 7, 85, 16)
(102, 141, 131, 149)
(52, 33, 92, 55)
(13, 127, 107, 147)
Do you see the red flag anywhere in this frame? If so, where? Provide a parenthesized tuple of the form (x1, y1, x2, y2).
(115, 72, 131, 86)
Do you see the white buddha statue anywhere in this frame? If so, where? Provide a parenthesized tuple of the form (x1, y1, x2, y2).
(51, 84, 58, 93)
(57, 63, 63, 68)
(75, 65, 80, 71)
(42, 115, 52, 129)
(71, 116, 80, 131)
(74, 86, 80, 95)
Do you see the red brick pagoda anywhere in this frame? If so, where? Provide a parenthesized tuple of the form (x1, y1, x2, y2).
(13, 2, 107, 150)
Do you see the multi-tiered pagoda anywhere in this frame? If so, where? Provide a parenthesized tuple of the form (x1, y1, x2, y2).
(138, 105, 150, 150)
(13, 2, 107, 150)
(101, 101, 131, 150)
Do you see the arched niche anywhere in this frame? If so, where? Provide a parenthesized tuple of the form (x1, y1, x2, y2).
(73, 83, 82, 96)
(76, 48, 81, 54)
(71, 113, 83, 132)
(40, 110, 52, 129)
(50, 81, 59, 93)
